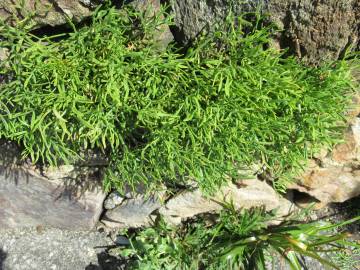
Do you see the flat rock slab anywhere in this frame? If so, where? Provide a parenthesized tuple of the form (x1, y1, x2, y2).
(0, 227, 115, 270)
(0, 166, 106, 230)
(159, 179, 293, 225)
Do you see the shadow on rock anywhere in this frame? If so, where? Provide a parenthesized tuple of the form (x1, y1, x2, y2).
(329, 195, 360, 235)
(85, 251, 126, 270)
(0, 248, 7, 270)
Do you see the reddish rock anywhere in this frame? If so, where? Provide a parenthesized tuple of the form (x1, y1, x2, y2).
(292, 118, 360, 204)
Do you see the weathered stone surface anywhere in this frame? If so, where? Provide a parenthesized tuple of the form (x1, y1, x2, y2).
(280, 0, 360, 64)
(103, 191, 125, 210)
(0, 164, 106, 230)
(159, 179, 293, 225)
(0, 0, 96, 27)
(0, 227, 114, 270)
(0, 48, 8, 62)
(291, 117, 360, 204)
(101, 195, 162, 229)
(131, 0, 174, 50)
(170, 0, 360, 64)
(170, 0, 259, 44)
(0, 0, 173, 49)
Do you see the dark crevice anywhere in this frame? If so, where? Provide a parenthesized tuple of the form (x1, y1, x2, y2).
(47, 0, 66, 15)
(291, 189, 321, 205)
(84, 251, 126, 270)
(0, 249, 7, 270)
(328, 196, 360, 234)
(29, 1, 126, 39)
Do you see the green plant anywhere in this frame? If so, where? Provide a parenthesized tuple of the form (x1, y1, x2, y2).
(0, 3, 356, 194)
(331, 246, 360, 270)
(119, 205, 360, 270)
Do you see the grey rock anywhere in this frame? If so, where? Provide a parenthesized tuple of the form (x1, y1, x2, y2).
(170, 0, 260, 44)
(160, 179, 293, 225)
(0, 165, 106, 230)
(0, 0, 173, 50)
(0, 227, 113, 270)
(170, 0, 360, 65)
(131, 0, 174, 50)
(101, 195, 163, 229)
(0, 0, 94, 27)
(113, 235, 130, 246)
(104, 191, 125, 210)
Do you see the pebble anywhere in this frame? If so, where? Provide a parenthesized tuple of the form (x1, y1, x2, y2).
(104, 192, 125, 210)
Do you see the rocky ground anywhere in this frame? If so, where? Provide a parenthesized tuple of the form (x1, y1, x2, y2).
(0, 227, 125, 270)
(0, 1, 359, 269)
(0, 197, 358, 270)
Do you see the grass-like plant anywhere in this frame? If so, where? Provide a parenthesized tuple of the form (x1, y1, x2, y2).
(0, 3, 356, 193)
(118, 205, 360, 270)
(330, 246, 360, 270)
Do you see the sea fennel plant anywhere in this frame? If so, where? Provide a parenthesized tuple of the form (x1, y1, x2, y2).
(0, 4, 355, 193)
(119, 205, 360, 270)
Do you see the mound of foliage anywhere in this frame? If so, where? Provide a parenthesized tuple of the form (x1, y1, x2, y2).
(0, 4, 355, 193)
(119, 204, 360, 270)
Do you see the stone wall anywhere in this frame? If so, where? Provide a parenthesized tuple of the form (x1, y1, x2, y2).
(170, 0, 360, 65)
(0, 0, 359, 231)
(1, 1, 359, 64)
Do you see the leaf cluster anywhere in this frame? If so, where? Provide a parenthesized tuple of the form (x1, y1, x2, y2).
(0, 3, 355, 193)
(119, 205, 360, 270)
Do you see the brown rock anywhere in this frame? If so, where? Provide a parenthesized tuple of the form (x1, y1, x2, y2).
(331, 132, 357, 163)
(170, 0, 360, 65)
(294, 166, 360, 203)
(293, 118, 360, 203)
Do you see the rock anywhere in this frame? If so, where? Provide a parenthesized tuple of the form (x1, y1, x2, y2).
(291, 117, 360, 204)
(0, 227, 114, 270)
(131, 0, 174, 50)
(170, 0, 360, 65)
(159, 179, 293, 225)
(0, 164, 106, 230)
(276, 0, 360, 65)
(0, 140, 107, 230)
(0, 0, 173, 49)
(170, 0, 259, 44)
(41, 164, 76, 180)
(0, 0, 96, 27)
(113, 235, 130, 246)
(101, 195, 162, 229)
(103, 191, 125, 210)
(0, 47, 8, 61)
